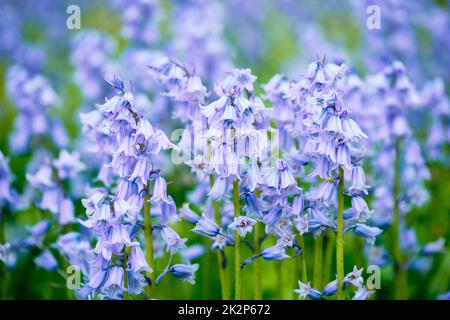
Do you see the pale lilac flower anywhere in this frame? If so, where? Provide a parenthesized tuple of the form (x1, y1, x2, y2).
(228, 216, 256, 237)
(161, 226, 187, 255)
(294, 281, 322, 300)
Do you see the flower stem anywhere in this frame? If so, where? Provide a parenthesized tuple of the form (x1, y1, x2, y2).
(392, 139, 408, 299)
(144, 191, 156, 299)
(323, 230, 335, 284)
(122, 254, 129, 300)
(336, 167, 345, 300)
(233, 179, 242, 300)
(253, 221, 262, 300)
(313, 233, 323, 290)
(298, 234, 308, 284)
(210, 175, 230, 300)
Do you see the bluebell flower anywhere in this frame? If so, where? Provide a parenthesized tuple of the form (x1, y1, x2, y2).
(348, 165, 369, 195)
(53, 150, 86, 179)
(130, 157, 153, 185)
(352, 287, 375, 300)
(294, 281, 322, 300)
(421, 238, 445, 255)
(437, 291, 450, 300)
(245, 162, 263, 192)
(161, 226, 187, 254)
(309, 156, 331, 180)
(313, 178, 336, 203)
(192, 215, 221, 237)
(342, 117, 367, 140)
(293, 214, 310, 235)
(343, 266, 364, 287)
(353, 224, 383, 244)
(0, 152, 17, 206)
(170, 264, 199, 284)
(179, 203, 200, 224)
(276, 232, 296, 248)
(150, 176, 170, 204)
(336, 143, 352, 170)
(104, 265, 125, 296)
(34, 250, 58, 271)
(241, 192, 262, 219)
(24, 221, 51, 247)
(229, 216, 256, 237)
(211, 235, 229, 251)
(208, 177, 229, 200)
(128, 245, 152, 273)
(262, 207, 283, 232)
(88, 269, 108, 289)
(322, 279, 338, 296)
(260, 246, 290, 261)
(365, 245, 389, 267)
(127, 271, 147, 296)
(351, 196, 372, 217)
(0, 243, 11, 263)
(180, 245, 206, 263)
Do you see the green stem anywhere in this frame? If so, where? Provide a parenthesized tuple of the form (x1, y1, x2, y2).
(233, 179, 242, 300)
(323, 230, 335, 285)
(254, 221, 262, 300)
(122, 254, 129, 300)
(336, 167, 345, 300)
(313, 234, 323, 290)
(392, 139, 408, 299)
(144, 191, 156, 299)
(210, 175, 229, 300)
(298, 235, 308, 284)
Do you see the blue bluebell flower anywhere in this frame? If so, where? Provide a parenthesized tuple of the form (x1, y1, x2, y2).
(229, 216, 256, 237)
(294, 281, 322, 300)
(192, 215, 221, 237)
(170, 264, 199, 284)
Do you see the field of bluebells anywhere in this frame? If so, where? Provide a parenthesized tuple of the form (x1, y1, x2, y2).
(0, 0, 449, 301)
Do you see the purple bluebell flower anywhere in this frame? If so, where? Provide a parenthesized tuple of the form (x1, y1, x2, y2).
(179, 203, 200, 224)
(0, 243, 11, 263)
(322, 279, 338, 296)
(170, 264, 199, 284)
(104, 265, 125, 296)
(192, 215, 221, 237)
(348, 165, 369, 195)
(260, 246, 290, 261)
(343, 266, 364, 287)
(293, 214, 310, 235)
(161, 226, 187, 255)
(422, 238, 445, 255)
(228, 216, 256, 237)
(294, 281, 322, 300)
(128, 245, 152, 273)
(241, 192, 262, 219)
(0, 152, 16, 206)
(88, 269, 109, 290)
(353, 224, 383, 244)
(211, 235, 229, 251)
(352, 287, 375, 300)
(276, 232, 296, 248)
(437, 291, 450, 300)
(53, 150, 86, 179)
(34, 250, 58, 271)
